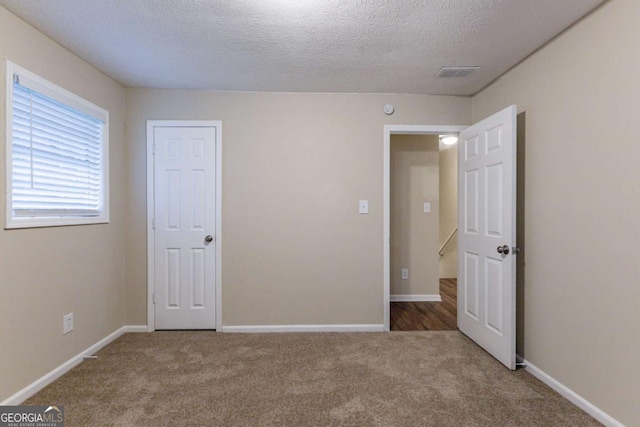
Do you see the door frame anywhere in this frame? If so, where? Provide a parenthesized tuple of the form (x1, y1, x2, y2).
(146, 120, 223, 332)
(383, 124, 466, 331)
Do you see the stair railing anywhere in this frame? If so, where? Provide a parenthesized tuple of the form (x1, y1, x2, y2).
(439, 227, 457, 256)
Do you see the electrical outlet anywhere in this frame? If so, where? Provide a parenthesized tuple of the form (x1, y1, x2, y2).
(401, 268, 409, 280)
(63, 313, 74, 335)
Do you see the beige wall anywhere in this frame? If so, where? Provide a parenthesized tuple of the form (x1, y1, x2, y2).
(472, 0, 639, 424)
(11, 2, 636, 422)
(125, 90, 470, 326)
(438, 145, 457, 278)
(0, 8, 126, 401)
(390, 135, 440, 296)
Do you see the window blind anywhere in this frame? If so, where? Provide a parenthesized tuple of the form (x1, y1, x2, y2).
(11, 77, 105, 218)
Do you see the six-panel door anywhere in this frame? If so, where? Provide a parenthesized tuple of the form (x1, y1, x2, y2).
(154, 126, 217, 330)
(458, 106, 517, 370)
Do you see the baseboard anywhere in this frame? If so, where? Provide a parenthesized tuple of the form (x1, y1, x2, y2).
(390, 294, 442, 302)
(221, 324, 385, 333)
(524, 359, 623, 427)
(0, 325, 147, 406)
(124, 325, 149, 333)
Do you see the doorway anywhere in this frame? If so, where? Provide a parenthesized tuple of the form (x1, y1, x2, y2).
(387, 132, 460, 331)
(383, 125, 465, 332)
(146, 120, 223, 331)
(384, 107, 519, 370)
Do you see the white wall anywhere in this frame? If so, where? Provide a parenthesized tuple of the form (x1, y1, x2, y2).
(390, 134, 440, 297)
(472, 0, 639, 424)
(125, 89, 470, 326)
(0, 7, 127, 401)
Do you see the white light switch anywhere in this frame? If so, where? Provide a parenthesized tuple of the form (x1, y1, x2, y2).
(359, 200, 369, 214)
(423, 202, 431, 213)
(401, 269, 409, 280)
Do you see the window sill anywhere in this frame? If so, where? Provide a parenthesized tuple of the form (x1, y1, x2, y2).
(4, 215, 109, 229)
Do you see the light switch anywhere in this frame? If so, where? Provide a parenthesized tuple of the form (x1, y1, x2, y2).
(359, 200, 369, 214)
(423, 202, 431, 213)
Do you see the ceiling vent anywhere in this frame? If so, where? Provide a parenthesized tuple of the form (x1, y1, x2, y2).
(434, 66, 480, 78)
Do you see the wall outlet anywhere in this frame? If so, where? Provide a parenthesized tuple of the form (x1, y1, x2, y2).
(63, 313, 74, 335)
(401, 268, 409, 280)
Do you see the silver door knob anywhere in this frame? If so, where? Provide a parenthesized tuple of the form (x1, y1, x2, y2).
(496, 245, 509, 255)
(204, 235, 213, 243)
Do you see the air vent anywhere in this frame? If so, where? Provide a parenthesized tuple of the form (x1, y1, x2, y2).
(434, 66, 480, 78)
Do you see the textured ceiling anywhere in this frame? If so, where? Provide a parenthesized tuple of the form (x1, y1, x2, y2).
(0, 0, 604, 95)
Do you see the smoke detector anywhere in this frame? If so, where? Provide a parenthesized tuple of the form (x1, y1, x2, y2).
(434, 66, 480, 78)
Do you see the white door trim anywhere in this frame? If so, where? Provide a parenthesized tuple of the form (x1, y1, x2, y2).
(383, 124, 466, 331)
(146, 120, 223, 332)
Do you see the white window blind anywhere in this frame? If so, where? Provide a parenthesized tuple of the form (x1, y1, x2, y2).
(6, 61, 109, 228)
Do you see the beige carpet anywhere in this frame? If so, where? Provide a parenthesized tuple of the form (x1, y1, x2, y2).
(25, 331, 599, 426)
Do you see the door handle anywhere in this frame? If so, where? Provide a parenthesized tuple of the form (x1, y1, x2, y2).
(204, 235, 214, 243)
(496, 245, 509, 255)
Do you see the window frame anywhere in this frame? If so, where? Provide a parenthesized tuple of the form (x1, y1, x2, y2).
(5, 60, 109, 229)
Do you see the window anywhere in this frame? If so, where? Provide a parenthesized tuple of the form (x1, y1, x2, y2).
(5, 61, 109, 228)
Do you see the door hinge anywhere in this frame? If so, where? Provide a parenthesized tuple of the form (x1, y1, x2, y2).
(152, 293, 155, 305)
(152, 142, 156, 155)
(152, 218, 155, 229)
(13, 74, 19, 84)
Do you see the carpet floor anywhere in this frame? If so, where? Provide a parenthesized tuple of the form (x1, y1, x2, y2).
(25, 331, 599, 426)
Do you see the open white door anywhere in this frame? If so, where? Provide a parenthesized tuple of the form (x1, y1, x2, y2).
(458, 105, 517, 370)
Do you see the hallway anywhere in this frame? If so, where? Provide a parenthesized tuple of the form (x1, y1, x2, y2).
(390, 278, 457, 331)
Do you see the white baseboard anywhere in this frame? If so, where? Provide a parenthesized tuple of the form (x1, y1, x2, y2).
(221, 324, 385, 333)
(390, 294, 442, 302)
(124, 325, 149, 333)
(524, 359, 623, 427)
(1, 325, 147, 406)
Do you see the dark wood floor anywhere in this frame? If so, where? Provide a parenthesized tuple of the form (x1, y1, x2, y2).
(391, 278, 457, 331)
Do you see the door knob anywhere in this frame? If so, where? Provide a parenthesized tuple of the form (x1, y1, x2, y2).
(204, 235, 213, 243)
(496, 245, 509, 255)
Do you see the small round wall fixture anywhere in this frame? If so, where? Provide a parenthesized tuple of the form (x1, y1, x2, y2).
(383, 104, 394, 115)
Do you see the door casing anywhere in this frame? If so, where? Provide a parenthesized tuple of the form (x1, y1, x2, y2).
(146, 120, 223, 332)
